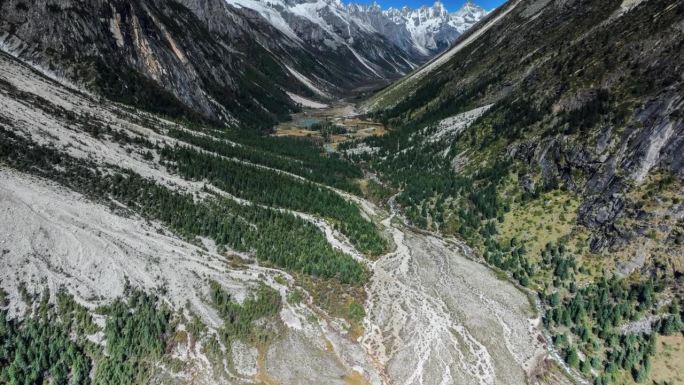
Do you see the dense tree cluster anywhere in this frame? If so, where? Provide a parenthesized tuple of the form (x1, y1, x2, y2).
(353, 101, 519, 245)
(488, 234, 684, 385)
(0, 287, 175, 385)
(160, 145, 387, 256)
(537, 243, 683, 385)
(94, 291, 171, 385)
(484, 237, 534, 287)
(308, 122, 348, 142)
(0, 289, 93, 385)
(166, 128, 362, 193)
(204, 126, 361, 180)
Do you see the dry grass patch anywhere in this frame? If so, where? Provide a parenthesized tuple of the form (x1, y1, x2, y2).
(274, 127, 319, 137)
(343, 369, 372, 385)
(297, 275, 367, 338)
(497, 189, 580, 258)
(650, 335, 684, 384)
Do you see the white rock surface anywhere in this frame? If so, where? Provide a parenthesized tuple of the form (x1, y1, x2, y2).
(360, 197, 545, 385)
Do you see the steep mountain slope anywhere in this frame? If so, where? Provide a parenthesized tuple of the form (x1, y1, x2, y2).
(225, 0, 417, 78)
(0, 0, 485, 130)
(0, 48, 382, 384)
(224, 0, 487, 77)
(365, 0, 683, 252)
(355, 0, 683, 383)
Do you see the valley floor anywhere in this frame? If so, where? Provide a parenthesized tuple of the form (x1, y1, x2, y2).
(275, 101, 387, 151)
(0, 50, 563, 385)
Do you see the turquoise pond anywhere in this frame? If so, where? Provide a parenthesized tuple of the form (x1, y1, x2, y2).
(299, 118, 321, 128)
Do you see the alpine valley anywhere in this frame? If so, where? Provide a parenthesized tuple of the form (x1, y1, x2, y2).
(0, 0, 485, 127)
(0, 1, 682, 385)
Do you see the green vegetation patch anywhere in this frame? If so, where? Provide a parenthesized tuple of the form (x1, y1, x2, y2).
(497, 187, 579, 260)
(94, 291, 171, 385)
(160, 144, 387, 257)
(166, 127, 363, 193)
(0, 287, 173, 385)
(0, 288, 94, 385)
(210, 281, 281, 346)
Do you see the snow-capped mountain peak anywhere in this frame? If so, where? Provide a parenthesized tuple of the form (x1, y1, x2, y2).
(381, 1, 487, 55)
(227, 0, 487, 73)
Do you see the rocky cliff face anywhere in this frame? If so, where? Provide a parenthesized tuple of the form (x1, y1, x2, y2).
(0, 0, 311, 128)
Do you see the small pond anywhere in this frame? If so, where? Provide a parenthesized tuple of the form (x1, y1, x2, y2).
(298, 117, 321, 128)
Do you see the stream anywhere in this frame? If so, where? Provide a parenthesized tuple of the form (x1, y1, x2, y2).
(271, 102, 572, 385)
(355, 193, 546, 385)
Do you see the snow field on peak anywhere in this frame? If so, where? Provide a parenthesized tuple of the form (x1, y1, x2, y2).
(225, 0, 487, 68)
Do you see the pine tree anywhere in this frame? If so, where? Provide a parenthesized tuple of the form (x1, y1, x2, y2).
(565, 346, 579, 368)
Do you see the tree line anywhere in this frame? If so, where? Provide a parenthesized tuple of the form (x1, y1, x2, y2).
(160, 144, 387, 257)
